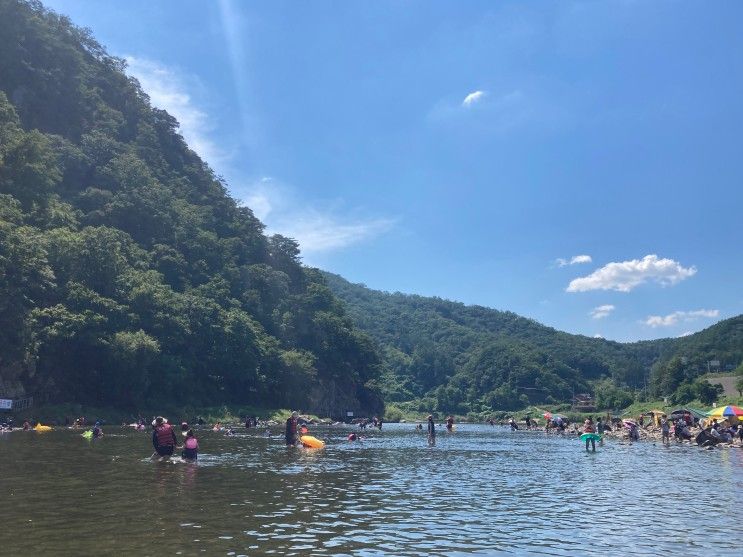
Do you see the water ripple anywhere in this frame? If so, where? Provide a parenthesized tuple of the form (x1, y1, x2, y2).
(0, 424, 741, 555)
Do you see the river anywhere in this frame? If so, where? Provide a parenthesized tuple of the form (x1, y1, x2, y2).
(1, 423, 741, 556)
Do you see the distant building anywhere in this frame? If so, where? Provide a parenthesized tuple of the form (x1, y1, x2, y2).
(572, 393, 596, 412)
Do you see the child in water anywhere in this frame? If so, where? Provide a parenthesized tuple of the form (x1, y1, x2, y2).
(182, 429, 198, 462)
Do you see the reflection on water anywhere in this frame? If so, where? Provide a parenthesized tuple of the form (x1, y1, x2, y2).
(1, 424, 741, 555)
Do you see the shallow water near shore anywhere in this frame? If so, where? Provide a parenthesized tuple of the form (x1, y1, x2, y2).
(1, 423, 741, 556)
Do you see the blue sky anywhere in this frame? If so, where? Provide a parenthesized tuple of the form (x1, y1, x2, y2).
(44, 0, 743, 342)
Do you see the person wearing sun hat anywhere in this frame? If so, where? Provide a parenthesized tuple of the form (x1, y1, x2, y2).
(152, 416, 178, 459)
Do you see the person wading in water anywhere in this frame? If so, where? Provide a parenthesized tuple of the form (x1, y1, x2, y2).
(285, 411, 299, 447)
(152, 417, 178, 460)
(427, 415, 436, 447)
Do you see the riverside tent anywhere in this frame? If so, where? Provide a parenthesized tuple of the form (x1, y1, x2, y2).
(669, 408, 706, 422)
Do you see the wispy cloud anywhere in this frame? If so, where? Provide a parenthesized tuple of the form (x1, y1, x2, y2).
(240, 178, 395, 257)
(217, 0, 260, 151)
(125, 56, 226, 167)
(644, 309, 719, 328)
(462, 90, 486, 107)
(556, 254, 592, 267)
(590, 304, 615, 319)
(567, 254, 696, 293)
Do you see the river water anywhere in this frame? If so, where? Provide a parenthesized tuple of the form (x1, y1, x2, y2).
(1, 423, 741, 556)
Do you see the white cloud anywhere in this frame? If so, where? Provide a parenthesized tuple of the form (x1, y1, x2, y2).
(567, 254, 696, 293)
(462, 90, 486, 107)
(644, 309, 719, 328)
(556, 254, 592, 267)
(678, 331, 694, 337)
(240, 179, 395, 256)
(593, 333, 604, 339)
(277, 213, 395, 254)
(429, 89, 531, 133)
(590, 304, 615, 319)
(125, 56, 225, 166)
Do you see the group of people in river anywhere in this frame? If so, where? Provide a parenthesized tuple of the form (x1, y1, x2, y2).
(503, 410, 743, 451)
(356, 416, 383, 430)
(150, 417, 199, 461)
(7, 407, 742, 459)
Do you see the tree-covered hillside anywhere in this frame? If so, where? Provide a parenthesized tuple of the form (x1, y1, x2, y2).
(0, 0, 382, 416)
(323, 272, 742, 412)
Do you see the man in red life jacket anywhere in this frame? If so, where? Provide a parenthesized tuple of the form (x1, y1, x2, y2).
(152, 416, 178, 458)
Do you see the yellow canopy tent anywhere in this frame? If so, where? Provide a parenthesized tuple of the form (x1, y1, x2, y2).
(643, 410, 667, 427)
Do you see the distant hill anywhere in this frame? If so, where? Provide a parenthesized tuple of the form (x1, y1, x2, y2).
(323, 271, 742, 412)
(0, 0, 382, 417)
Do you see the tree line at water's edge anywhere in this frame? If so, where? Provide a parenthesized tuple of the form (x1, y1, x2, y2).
(1, 0, 741, 419)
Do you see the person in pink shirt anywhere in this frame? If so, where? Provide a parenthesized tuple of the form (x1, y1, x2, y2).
(181, 429, 198, 462)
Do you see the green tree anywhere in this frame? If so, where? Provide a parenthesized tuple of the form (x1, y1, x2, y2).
(694, 379, 722, 406)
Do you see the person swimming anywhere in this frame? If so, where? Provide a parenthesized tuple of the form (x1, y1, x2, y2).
(446, 416, 454, 432)
(92, 422, 104, 438)
(181, 429, 198, 462)
(348, 433, 357, 441)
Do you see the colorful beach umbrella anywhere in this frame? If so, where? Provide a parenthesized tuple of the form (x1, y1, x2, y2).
(706, 405, 743, 419)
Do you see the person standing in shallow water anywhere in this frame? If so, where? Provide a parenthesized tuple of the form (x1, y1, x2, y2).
(660, 414, 670, 446)
(285, 411, 299, 447)
(583, 417, 596, 452)
(181, 429, 198, 462)
(427, 415, 436, 447)
(152, 417, 178, 459)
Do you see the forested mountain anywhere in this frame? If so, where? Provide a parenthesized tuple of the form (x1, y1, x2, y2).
(1, 0, 739, 418)
(323, 272, 743, 412)
(0, 0, 383, 416)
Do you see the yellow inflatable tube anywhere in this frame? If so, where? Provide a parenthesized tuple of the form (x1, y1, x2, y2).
(300, 435, 325, 449)
(34, 424, 52, 432)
